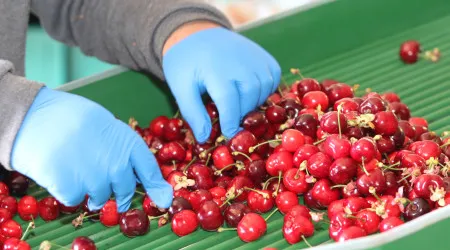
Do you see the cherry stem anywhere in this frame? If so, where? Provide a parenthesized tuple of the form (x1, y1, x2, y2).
(20, 220, 35, 241)
(361, 158, 369, 176)
(217, 227, 237, 233)
(397, 173, 412, 183)
(274, 171, 282, 196)
(345, 214, 363, 221)
(369, 187, 382, 202)
(135, 190, 146, 196)
(41, 241, 70, 250)
(294, 167, 303, 179)
(172, 160, 177, 170)
(249, 139, 281, 153)
(173, 110, 180, 118)
(281, 76, 289, 87)
(262, 176, 282, 190)
(232, 151, 253, 162)
(330, 184, 346, 189)
(265, 208, 279, 222)
(205, 153, 212, 166)
(83, 213, 99, 220)
(440, 141, 450, 148)
(381, 162, 401, 171)
(302, 235, 313, 248)
(337, 104, 343, 139)
(215, 163, 238, 175)
(278, 86, 284, 97)
(313, 137, 326, 146)
(244, 187, 269, 198)
(182, 156, 198, 174)
(199, 145, 218, 159)
(148, 213, 168, 221)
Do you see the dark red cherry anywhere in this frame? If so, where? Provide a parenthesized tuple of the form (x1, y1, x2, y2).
(188, 189, 213, 212)
(242, 111, 269, 138)
(187, 163, 214, 190)
(149, 116, 169, 137)
(157, 142, 186, 164)
(228, 130, 257, 161)
(374, 111, 398, 136)
(359, 97, 386, 114)
(389, 102, 411, 120)
(404, 197, 431, 221)
(206, 103, 219, 120)
(224, 203, 251, 227)
(38, 197, 60, 222)
(293, 114, 318, 138)
(265, 105, 287, 124)
(399, 40, 421, 64)
(329, 157, 357, 184)
(413, 174, 444, 199)
(119, 209, 149, 237)
(334, 98, 359, 114)
(296, 78, 321, 97)
(197, 200, 224, 231)
(320, 111, 347, 134)
(247, 160, 268, 185)
(168, 197, 192, 220)
(163, 118, 184, 141)
(71, 236, 97, 250)
(279, 99, 302, 118)
(398, 120, 416, 139)
(356, 168, 387, 196)
(326, 83, 354, 105)
(5, 172, 29, 197)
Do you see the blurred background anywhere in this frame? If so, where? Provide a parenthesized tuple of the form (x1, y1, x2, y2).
(26, 0, 323, 88)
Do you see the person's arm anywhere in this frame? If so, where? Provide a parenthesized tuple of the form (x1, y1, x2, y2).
(30, 0, 232, 79)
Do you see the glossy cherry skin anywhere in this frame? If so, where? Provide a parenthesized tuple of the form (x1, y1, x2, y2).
(197, 200, 224, 231)
(265, 105, 288, 124)
(337, 226, 367, 242)
(163, 118, 184, 141)
(399, 40, 421, 64)
(279, 99, 302, 118)
(243, 111, 269, 138)
(413, 174, 444, 199)
(411, 140, 441, 160)
(282, 168, 309, 195)
(320, 111, 348, 135)
(228, 130, 257, 161)
(390, 102, 411, 121)
(283, 215, 314, 244)
(212, 146, 234, 170)
(350, 137, 377, 162)
(3, 238, 31, 250)
(275, 191, 299, 214)
(326, 83, 354, 105)
(293, 144, 319, 168)
(71, 236, 97, 250)
(281, 129, 305, 152)
(329, 157, 357, 185)
(247, 160, 268, 185)
(307, 152, 332, 179)
(227, 176, 254, 202)
(149, 116, 169, 137)
(404, 198, 431, 221)
(38, 197, 60, 222)
(0, 182, 9, 196)
(294, 114, 318, 138)
(0, 208, 12, 225)
(0, 196, 17, 215)
(329, 212, 354, 241)
(266, 151, 294, 176)
(266, 179, 288, 197)
(171, 210, 198, 237)
(58, 202, 80, 215)
(119, 209, 150, 237)
(157, 142, 186, 164)
(187, 164, 214, 190)
(324, 135, 351, 160)
(374, 111, 398, 136)
(237, 213, 267, 242)
(334, 98, 359, 114)
(142, 195, 165, 217)
(168, 197, 192, 220)
(379, 217, 404, 232)
(0, 220, 22, 242)
(356, 168, 387, 196)
(296, 78, 321, 97)
(311, 179, 340, 207)
(18, 195, 38, 221)
(188, 189, 213, 212)
(302, 91, 329, 111)
(355, 210, 380, 234)
(247, 190, 274, 213)
(224, 203, 251, 227)
(99, 200, 119, 227)
(5, 172, 29, 197)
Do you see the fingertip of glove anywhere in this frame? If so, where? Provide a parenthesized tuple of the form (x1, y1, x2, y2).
(146, 183, 173, 209)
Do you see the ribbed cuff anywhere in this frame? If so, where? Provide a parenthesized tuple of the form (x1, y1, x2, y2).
(0, 60, 43, 170)
(151, 2, 232, 79)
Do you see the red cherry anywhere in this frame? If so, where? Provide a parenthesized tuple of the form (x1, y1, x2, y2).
(413, 174, 444, 199)
(275, 191, 298, 214)
(100, 200, 119, 227)
(237, 213, 267, 242)
(320, 111, 348, 134)
(412, 140, 441, 160)
(281, 129, 305, 152)
(326, 83, 354, 105)
(228, 130, 257, 161)
(227, 176, 254, 202)
(379, 217, 404, 232)
(311, 179, 340, 207)
(188, 189, 213, 212)
(187, 164, 214, 190)
(283, 215, 314, 244)
(18, 195, 38, 221)
(0, 196, 17, 216)
(197, 200, 224, 231)
(374, 111, 398, 136)
(0, 182, 9, 196)
(304, 188, 325, 210)
(205, 103, 219, 120)
(149, 116, 169, 137)
(337, 226, 367, 242)
(380, 195, 402, 218)
(327, 200, 345, 219)
(224, 203, 251, 227)
(163, 118, 184, 141)
(294, 114, 319, 138)
(212, 146, 234, 170)
(58, 202, 79, 215)
(350, 137, 377, 162)
(266, 151, 294, 176)
(279, 99, 302, 118)
(157, 142, 186, 164)
(0, 220, 22, 242)
(71, 236, 97, 250)
(214, 176, 232, 189)
(293, 144, 319, 168)
(409, 117, 428, 128)
(119, 209, 149, 237)
(3, 238, 31, 250)
(296, 78, 321, 97)
(247, 190, 274, 213)
(266, 178, 288, 197)
(0, 208, 12, 225)
(243, 111, 269, 138)
(307, 152, 332, 179)
(247, 160, 268, 185)
(282, 168, 308, 194)
(171, 210, 198, 237)
(38, 197, 60, 222)
(359, 97, 386, 114)
(265, 105, 287, 124)
(324, 135, 351, 160)
(356, 168, 387, 196)
(302, 91, 329, 111)
(399, 40, 421, 64)
(321, 79, 339, 90)
(329, 157, 357, 184)
(390, 102, 411, 120)
(142, 195, 165, 217)
(267, 93, 282, 105)
(355, 210, 380, 234)
(168, 197, 192, 220)
(334, 98, 359, 114)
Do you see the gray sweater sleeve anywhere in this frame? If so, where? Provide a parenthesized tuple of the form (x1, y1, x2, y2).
(31, 0, 233, 79)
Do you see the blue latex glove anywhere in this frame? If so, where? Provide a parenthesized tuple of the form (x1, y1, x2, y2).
(11, 87, 173, 212)
(163, 27, 281, 142)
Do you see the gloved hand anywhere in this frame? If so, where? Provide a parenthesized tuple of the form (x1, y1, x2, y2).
(163, 27, 281, 142)
(11, 87, 173, 212)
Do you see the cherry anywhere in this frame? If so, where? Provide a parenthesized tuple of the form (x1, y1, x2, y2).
(188, 189, 213, 212)
(346, 127, 364, 139)
(283, 215, 314, 244)
(328, 200, 345, 219)
(228, 130, 257, 161)
(293, 144, 319, 168)
(404, 198, 430, 221)
(413, 174, 444, 199)
(266, 178, 288, 196)
(247, 189, 274, 213)
(71, 236, 97, 250)
(227, 176, 254, 202)
(374, 111, 398, 136)
(356, 168, 387, 196)
(281, 129, 305, 152)
(99, 200, 119, 227)
(320, 111, 348, 134)
(329, 157, 357, 184)
(296, 78, 321, 97)
(3, 238, 31, 250)
(58, 202, 80, 214)
(224, 203, 251, 227)
(329, 212, 354, 241)
(214, 176, 232, 189)
(379, 217, 404, 232)
(0, 208, 12, 225)
(173, 188, 191, 201)
(334, 98, 359, 114)
(168, 197, 192, 220)
(267, 93, 282, 105)
(359, 97, 386, 114)
(321, 79, 339, 90)
(275, 191, 298, 214)
(206, 103, 219, 120)
(172, 210, 198, 237)
(0, 220, 22, 242)
(412, 140, 441, 160)
(293, 114, 319, 138)
(0, 182, 9, 196)
(197, 200, 224, 231)
(212, 146, 234, 170)
(399, 40, 421, 64)
(342, 181, 361, 198)
(282, 168, 309, 194)
(337, 226, 367, 242)
(384, 171, 399, 196)
(307, 152, 332, 179)
(354, 210, 380, 234)
(119, 209, 149, 237)
(419, 132, 442, 145)
(381, 92, 401, 103)
(409, 117, 428, 128)
(413, 125, 428, 140)
(187, 163, 214, 190)
(18, 195, 38, 221)
(38, 197, 60, 222)
(163, 118, 184, 141)
(376, 136, 395, 154)
(304, 188, 325, 210)
(237, 213, 267, 242)
(247, 160, 268, 185)
(350, 137, 377, 162)
(5, 172, 29, 196)
(265, 105, 287, 124)
(242, 111, 268, 138)
(323, 135, 351, 160)
(149, 116, 169, 137)
(389, 102, 411, 120)
(0, 196, 17, 215)
(157, 142, 186, 164)
(326, 83, 354, 105)
(142, 195, 165, 217)
(266, 151, 294, 176)
(311, 179, 340, 207)
(302, 91, 329, 111)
